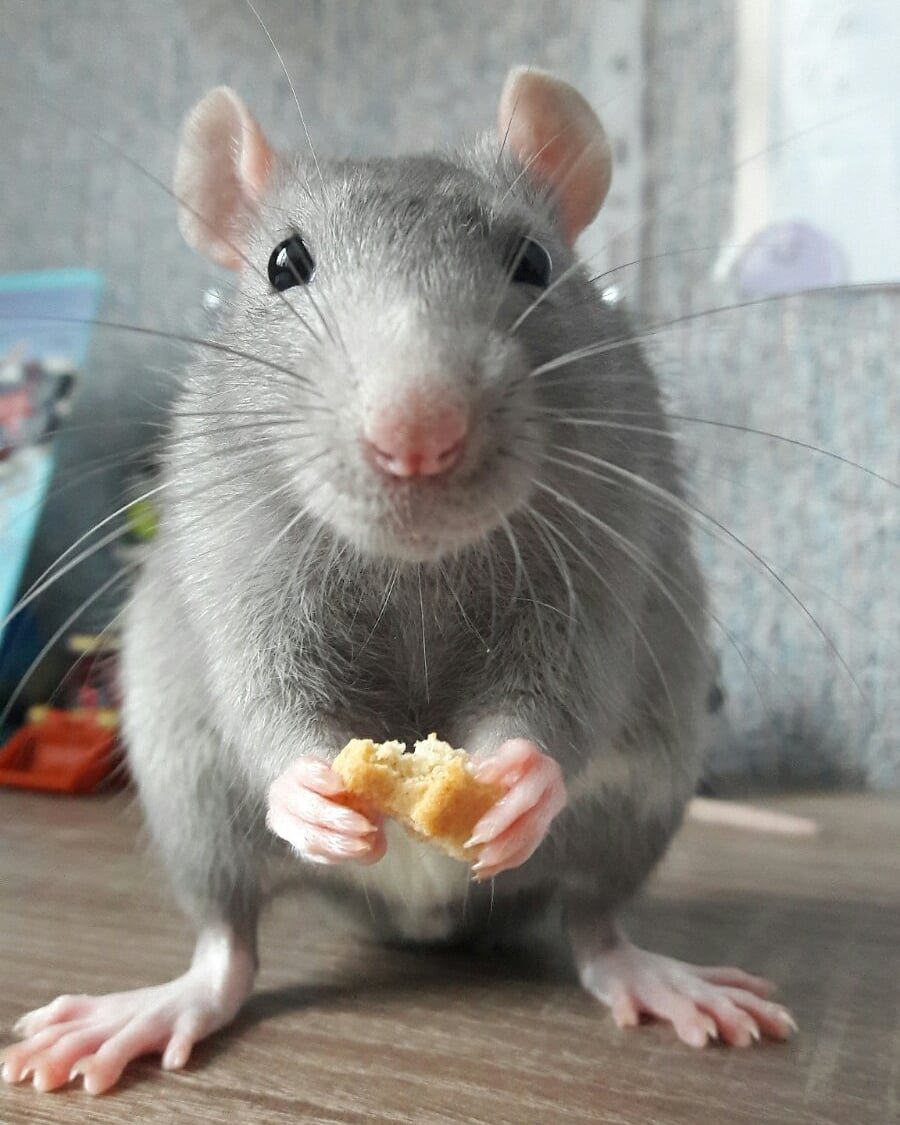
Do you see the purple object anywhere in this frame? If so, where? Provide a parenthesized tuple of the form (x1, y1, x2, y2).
(736, 220, 848, 298)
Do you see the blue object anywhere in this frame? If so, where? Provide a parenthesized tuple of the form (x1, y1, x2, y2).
(0, 269, 103, 648)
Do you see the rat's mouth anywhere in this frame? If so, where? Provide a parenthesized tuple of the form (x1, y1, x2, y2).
(303, 437, 535, 564)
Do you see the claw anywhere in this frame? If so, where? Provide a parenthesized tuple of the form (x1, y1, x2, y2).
(467, 739, 566, 877)
(572, 934, 796, 1048)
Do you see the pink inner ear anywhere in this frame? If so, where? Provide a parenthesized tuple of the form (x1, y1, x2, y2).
(498, 68, 612, 245)
(174, 87, 274, 270)
(239, 116, 274, 203)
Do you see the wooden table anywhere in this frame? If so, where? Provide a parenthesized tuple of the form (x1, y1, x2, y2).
(1, 790, 897, 1124)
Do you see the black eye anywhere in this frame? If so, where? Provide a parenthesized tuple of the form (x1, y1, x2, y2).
(508, 237, 552, 288)
(268, 235, 315, 291)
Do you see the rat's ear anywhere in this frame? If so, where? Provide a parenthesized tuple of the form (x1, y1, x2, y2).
(498, 67, 612, 245)
(174, 87, 274, 269)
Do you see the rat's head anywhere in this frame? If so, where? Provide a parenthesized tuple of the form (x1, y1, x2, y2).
(174, 68, 612, 563)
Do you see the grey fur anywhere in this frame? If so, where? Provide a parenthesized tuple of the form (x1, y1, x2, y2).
(121, 126, 709, 948)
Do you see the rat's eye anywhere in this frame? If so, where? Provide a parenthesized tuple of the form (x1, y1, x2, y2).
(508, 237, 552, 288)
(268, 235, 316, 291)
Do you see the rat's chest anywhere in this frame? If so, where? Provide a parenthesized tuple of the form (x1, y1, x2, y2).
(296, 578, 504, 727)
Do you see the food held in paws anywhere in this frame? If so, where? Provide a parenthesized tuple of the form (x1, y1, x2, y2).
(332, 733, 503, 861)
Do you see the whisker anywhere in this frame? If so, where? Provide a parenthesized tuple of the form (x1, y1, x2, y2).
(496, 513, 524, 617)
(1, 565, 134, 726)
(495, 75, 525, 170)
(417, 565, 429, 705)
(45, 604, 128, 713)
(528, 501, 678, 721)
(496, 125, 572, 211)
(234, 463, 329, 583)
(439, 565, 490, 654)
(356, 564, 399, 658)
(587, 242, 737, 287)
(543, 445, 863, 696)
(244, 0, 325, 195)
(0, 312, 324, 397)
(28, 88, 323, 346)
(519, 508, 579, 659)
(503, 514, 551, 656)
(481, 527, 501, 646)
(534, 479, 722, 680)
(532, 406, 898, 492)
(526, 285, 893, 380)
(7, 432, 314, 633)
(519, 100, 882, 334)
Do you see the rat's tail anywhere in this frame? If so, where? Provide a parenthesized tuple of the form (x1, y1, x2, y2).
(687, 797, 817, 836)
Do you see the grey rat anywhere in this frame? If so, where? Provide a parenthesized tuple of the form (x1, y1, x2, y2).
(1, 67, 795, 1095)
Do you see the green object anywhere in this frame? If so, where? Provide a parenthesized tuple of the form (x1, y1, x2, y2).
(126, 498, 159, 542)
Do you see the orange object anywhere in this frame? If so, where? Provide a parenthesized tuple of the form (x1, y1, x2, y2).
(0, 709, 122, 794)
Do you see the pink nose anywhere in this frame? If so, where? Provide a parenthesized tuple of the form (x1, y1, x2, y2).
(364, 398, 468, 478)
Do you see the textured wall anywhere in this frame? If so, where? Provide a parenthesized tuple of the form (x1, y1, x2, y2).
(640, 2, 898, 787)
(1, 1, 896, 785)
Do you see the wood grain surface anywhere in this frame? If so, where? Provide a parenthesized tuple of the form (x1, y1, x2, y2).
(1, 790, 898, 1124)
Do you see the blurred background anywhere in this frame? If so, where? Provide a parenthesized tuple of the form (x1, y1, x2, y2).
(0, 0, 896, 789)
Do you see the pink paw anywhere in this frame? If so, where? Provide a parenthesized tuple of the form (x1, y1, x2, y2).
(577, 942, 797, 1048)
(467, 738, 566, 880)
(266, 756, 386, 866)
(1, 963, 252, 1094)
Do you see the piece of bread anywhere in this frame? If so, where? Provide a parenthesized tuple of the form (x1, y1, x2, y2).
(332, 733, 504, 861)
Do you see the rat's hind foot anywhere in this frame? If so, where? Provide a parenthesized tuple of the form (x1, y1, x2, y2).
(572, 927, 796, 1048)
(1, 926, 254, 1094)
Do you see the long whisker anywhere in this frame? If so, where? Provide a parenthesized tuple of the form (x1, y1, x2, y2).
(531, 488, 779, 736)
(528, 504, 678, 720)
(518, 508, 579, 656)
(587, 242, 737, 287)
(7, 431, 314, 633)
(533, 406, 898, 490)
(495, 77, 525, 170)
(543, 445, 863, 695)
(1, 565, 133, 726)
(526, 285, 893, 378)
(233, 464, 328, 583)
(482, 527, 501, 645)
(502, 514, 552, 656)
(488, 130, 606, 334)
(45, 605, 128, 712)
(242, 2, 352, 359)
(29, 89, 323, 346)
(0, 312, 323, 396)
(417, 565, 429, 705)
(356, 564, 399, 658)
(244, 0, 325, 194)
(513, 100, 881, 334)
(439, 565, 490, 654)
(496, 125, 573, 211)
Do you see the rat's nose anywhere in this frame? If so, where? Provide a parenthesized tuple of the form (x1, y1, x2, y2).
(364, 396, 468, 478)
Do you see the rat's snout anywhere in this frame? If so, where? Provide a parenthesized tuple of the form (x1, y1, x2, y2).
(363, 393, 468, 478)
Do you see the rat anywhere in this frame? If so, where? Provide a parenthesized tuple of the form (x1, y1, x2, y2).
(1, 67, 796, 1096)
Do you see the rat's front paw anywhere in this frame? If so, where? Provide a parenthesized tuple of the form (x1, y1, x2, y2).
(467, 739, 566, 879)
(266, 757, 386, 866)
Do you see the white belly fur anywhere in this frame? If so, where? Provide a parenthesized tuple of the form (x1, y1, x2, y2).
(343, 821, 471, 941)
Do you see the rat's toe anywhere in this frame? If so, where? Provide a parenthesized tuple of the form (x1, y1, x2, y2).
(695, 966, 774, 997)
(692, 988, 760, 1047)
(573, 934, 793, 1048)
(72, 1016, 163, 1095)
(29, 1025, 117, 1091)
(12, 994, 89, 1038)
(718, 987, 797, 1039)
